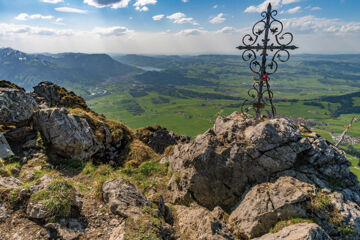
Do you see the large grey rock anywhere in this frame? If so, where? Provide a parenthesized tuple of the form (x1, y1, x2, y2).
(45, 218, 84, 240)
(0, 87, 38, 125)
(33, 107, 103, 160)
(0, 204, 7, 222)
(29, 174, 53, 194)
(0, 132, 14, 159)
(26, 203, 48, 219)
(0, 177, 22, 188)
(167, 114, 359, 212)
(229, 176, 316, 239)
(102, 179, 148, 218)
(252, 223, 332, 240)
(174, 205, 235, 240)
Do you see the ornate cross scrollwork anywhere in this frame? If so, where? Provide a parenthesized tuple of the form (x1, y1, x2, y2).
(237, 3, 298, 119)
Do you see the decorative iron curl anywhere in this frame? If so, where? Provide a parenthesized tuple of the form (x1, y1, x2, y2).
(237, 3, 297, 119)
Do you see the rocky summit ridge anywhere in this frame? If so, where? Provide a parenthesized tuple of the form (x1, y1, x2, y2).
(0, 81, 359, 240)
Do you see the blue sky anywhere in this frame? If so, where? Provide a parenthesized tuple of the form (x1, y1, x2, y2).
(0, 0, 358, 54)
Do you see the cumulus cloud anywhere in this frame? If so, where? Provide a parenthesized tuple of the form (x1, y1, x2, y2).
(133, 0, 157, 11)
(287, 6, 301, 14)
(92, 26, 133, 36)
(210, 13, 226, 24)
(216, 26, 238, 34)
(283, 15, 360, 34)
(40, 0, 64, 3)
(55, 7, 88, 14)
(0, 23, 74, 36)
(213, 5, 218, 9)
(177, 28, 206, 36)
(182, 0, 189, 2)
(245, 0, 302, 13)
(282, 0, 301, 4)
(167, 12, 199, 25)
(152, 14, 164, 21)
(15, 13, 54, 21)
(84, 0, 131, 9)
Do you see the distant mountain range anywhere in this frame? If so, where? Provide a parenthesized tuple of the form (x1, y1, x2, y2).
(0, 48, 141, 90)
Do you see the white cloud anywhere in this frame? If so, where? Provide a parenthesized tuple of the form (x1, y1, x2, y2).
(245, 0, 281, 13)
(287, 6, 301, 14)
(216, 26, 237, 34)
(210, 13, 226, 24)
(182, 0, 189, 2)
(178, 28, 206, 36)
(167, 12, 199, 25)
(0, 23, 74, 36)
(55, 7, 88, 14)
(56, 18, 63, 22)
(244, 0, 302, 13)
(133, 0, 157, 11)
(152, 14, 164, 21)
(84, 0, 131, 9)
(40, 0, 63, 3)
(15, 13, 54, 21)
(213, 5, 218, 9)
(283, 15, 360, 34)
(92, 26, 133, 36)
(282, 0, 301, 4)
(311, 6, 321, 11)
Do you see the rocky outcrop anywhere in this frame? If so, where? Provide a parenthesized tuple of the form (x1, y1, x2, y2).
(0, 204, 7, 222)
(32, 81, 90, 111)
(45, 218, 85, 240)
(252, 223, 331, 240)
(167, 113, 360, 239)
(0, 132, 14, 159)
(0, 176, 22, 188)
(33, 107, 103, 160)
(136, 125, 190, 154)
(229, 176, 315, 238)
(174, 205, 235, 240)
(26, 203, 48, 219)
(0, 87, 38, 126)
(102, 179, 148, 218)
(167, 115, 359, 211)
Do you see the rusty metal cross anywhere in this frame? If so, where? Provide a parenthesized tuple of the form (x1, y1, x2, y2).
(237, 3, 298, 119)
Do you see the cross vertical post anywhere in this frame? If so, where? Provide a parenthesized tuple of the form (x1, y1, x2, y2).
(237, 3, 298, 119)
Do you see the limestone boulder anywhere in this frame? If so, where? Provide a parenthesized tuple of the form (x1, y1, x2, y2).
(0, 87, 38, 125)
(26, 203, 48, 219)
(32, 81, 90, 111)
(33, 107, 103, 160)
(0, 177, 22, 188)
(252, 223, 331, 240)
(229, 176, 316, 239)
(0, 204, 7, 222)
(167, 114, 359, 212)
(174, 205, 235, 240)
(0, 132, 14, 159)
(102, 179, 148, 218)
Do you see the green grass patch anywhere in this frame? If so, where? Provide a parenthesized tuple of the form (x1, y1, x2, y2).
(30, 179, 76, 222)
(120, 159, 168, 190)
(270, 218, 314, 233)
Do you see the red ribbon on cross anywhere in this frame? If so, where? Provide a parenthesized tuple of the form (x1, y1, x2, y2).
(262, 74, 268, 80)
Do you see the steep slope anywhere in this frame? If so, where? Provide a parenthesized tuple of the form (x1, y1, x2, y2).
(0, 81, 359, 240)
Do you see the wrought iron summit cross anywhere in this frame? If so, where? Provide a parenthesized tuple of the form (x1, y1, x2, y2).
(237, 3, 298, 119)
